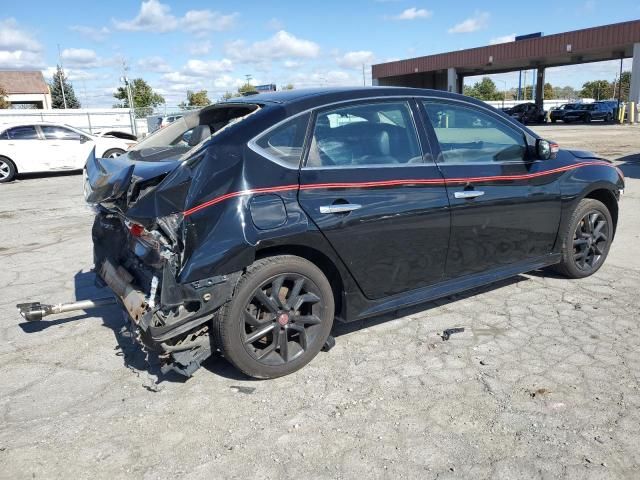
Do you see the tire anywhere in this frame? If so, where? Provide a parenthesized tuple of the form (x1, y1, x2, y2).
(213, 255, 335, 379)
(605, 113, 613, 123)
(583, 114, 592, 123)
(551, 118, 557, 123)
(0, 156, 16, 183)
(552, 198, 613, 279)
(102, 148, 125, 158)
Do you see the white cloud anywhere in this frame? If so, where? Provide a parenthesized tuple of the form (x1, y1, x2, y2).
(69, 25, 110, 42)
(337, 51, 376, 69)
(283, 60, 301, 68)
(182, 10, 237, 36)
(113, 0, 237, 35)
(0, 18, 42, 52)
(183, 59, 233, 77)
(42, 66, 100, 82)
(0, 18, 44, 68)
(137, 56, 172, 73)
(391, 8, 433, 20)
(290, 69, 358, 88)
(226, 31, 320, 63)
(188, 40, 212, 56)
(489, 33, 515, 45)
(113, 0, 178, 32)
(60, 48, 99, 68)
(448, 11, 490, 33)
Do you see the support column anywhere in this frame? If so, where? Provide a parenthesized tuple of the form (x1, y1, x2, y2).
(535, 67, 545, 109)
(630, 43, 640, 105)
(447, 68, 459, 93)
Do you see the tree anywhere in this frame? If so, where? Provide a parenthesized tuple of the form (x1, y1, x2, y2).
(543, 83, 554, 100)
(238, 82, 258, 96)
(552, 85, 578, 100)
(282, 83, 294, 90)
(49, 65, 81, 109)
(463, 77, 503, 101)
(114, 78, 164, 117)
(221, 91, 235, 101)
(615, 71, 631, 101)
(181, 89, 210, 108)
(579, 80, 612, 100)
(0, 86, 10, 109)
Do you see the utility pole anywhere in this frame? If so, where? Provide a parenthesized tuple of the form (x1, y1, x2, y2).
(57, 44, 68, 109)
(121, 58, 137, 136)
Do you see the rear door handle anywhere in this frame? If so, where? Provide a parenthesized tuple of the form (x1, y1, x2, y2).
(320, 203, 362, 214)
(454, 190, 485, 199)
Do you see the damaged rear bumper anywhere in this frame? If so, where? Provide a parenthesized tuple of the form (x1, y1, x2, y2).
(98, 257, 239, 377)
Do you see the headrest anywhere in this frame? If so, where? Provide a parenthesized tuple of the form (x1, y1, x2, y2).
(188, 125, 211, 146)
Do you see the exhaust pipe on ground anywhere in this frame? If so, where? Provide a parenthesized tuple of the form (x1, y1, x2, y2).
(16, 297, 117, 321)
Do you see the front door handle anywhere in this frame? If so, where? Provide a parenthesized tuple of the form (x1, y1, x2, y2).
(320, 203, 362, 214)
(454, 190, 485, 199)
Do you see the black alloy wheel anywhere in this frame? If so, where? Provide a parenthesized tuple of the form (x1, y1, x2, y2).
(572, 211, 609, 272)
(243, 273, 323, 365)
(553, 198, 613, 278)
(213, 255, 334, 378)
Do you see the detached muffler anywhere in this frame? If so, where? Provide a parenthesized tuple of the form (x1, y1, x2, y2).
(17, 297, 116, 321)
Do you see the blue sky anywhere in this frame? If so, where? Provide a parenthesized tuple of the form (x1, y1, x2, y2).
(0, 0, 638, 107)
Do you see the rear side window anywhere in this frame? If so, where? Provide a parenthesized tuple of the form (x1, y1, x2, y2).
(6, 125, 38, 140)
(306, 101, 422, 168)
(423, 101, 526, 164)
(254, 113, 310, 168)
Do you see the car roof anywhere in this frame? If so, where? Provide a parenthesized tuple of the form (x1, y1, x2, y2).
(225, 86, 479, 108)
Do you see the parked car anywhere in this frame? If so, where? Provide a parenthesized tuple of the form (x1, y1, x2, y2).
(84, 87, 623, 379)
(562, 102, 615, 123)
(94, 130, 138, 141)
(0, 123, 136, 183)
(549, 103, 578, 123)
(146, 114, 184, 134)
(503, 102, 546, 124)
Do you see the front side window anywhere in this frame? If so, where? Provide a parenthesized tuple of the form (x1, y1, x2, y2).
(41, 126, 81, 141)
(306, 102, 422, 168)
(6, 125, 38, 140)
(254, 113, 310, 167)
(423, 101, 526, 164)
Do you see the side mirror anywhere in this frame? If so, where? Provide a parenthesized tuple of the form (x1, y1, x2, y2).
(80, 136, 89, 144)
(536, 139, 559, 160)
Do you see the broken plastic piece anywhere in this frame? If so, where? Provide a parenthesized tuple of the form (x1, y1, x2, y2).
(441, 327, 465, 341)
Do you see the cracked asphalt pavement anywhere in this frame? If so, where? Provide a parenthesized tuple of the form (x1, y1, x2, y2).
(1, 124, 639, 479)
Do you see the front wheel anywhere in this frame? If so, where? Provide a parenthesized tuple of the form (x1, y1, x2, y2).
(213, 255, 335, 379)
(583, 114, 592, 123)
(552, 198, 613, 278)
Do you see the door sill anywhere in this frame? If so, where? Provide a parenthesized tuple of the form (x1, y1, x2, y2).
(356, 254, 561, 320)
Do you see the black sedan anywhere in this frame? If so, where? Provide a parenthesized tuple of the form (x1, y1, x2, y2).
(549, 103, 578, 123)
(563, 102, 615, 123)
(84, 87, 624, 379)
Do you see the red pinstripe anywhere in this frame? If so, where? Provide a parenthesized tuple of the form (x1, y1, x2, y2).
(183, 161, 614, 216)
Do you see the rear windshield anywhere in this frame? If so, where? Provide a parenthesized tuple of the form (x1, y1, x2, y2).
(130, 103, 260, 161)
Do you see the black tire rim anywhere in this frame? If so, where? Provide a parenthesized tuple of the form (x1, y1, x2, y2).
(0, 160, 10, 180)
(573, 210, 609, 271)
(242, 273, 323, 366)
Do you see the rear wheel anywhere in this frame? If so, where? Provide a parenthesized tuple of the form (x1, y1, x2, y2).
(0, 156, 16, 183)
(213, 255, 335, 378)
(605, 113, 613, 123)
(102, 148, 125, 158)
(552, 198, 613, 278)
(583, 114, 592, 123)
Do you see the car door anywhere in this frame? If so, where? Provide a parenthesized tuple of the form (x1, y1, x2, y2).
(38, 125, 93, 169)
(419, 99, 562, 279)
(297, 99, 450, 300)
(2, 125, 48, 173)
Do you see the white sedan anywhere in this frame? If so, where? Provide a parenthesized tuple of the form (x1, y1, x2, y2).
(0, 122, 136, 183)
